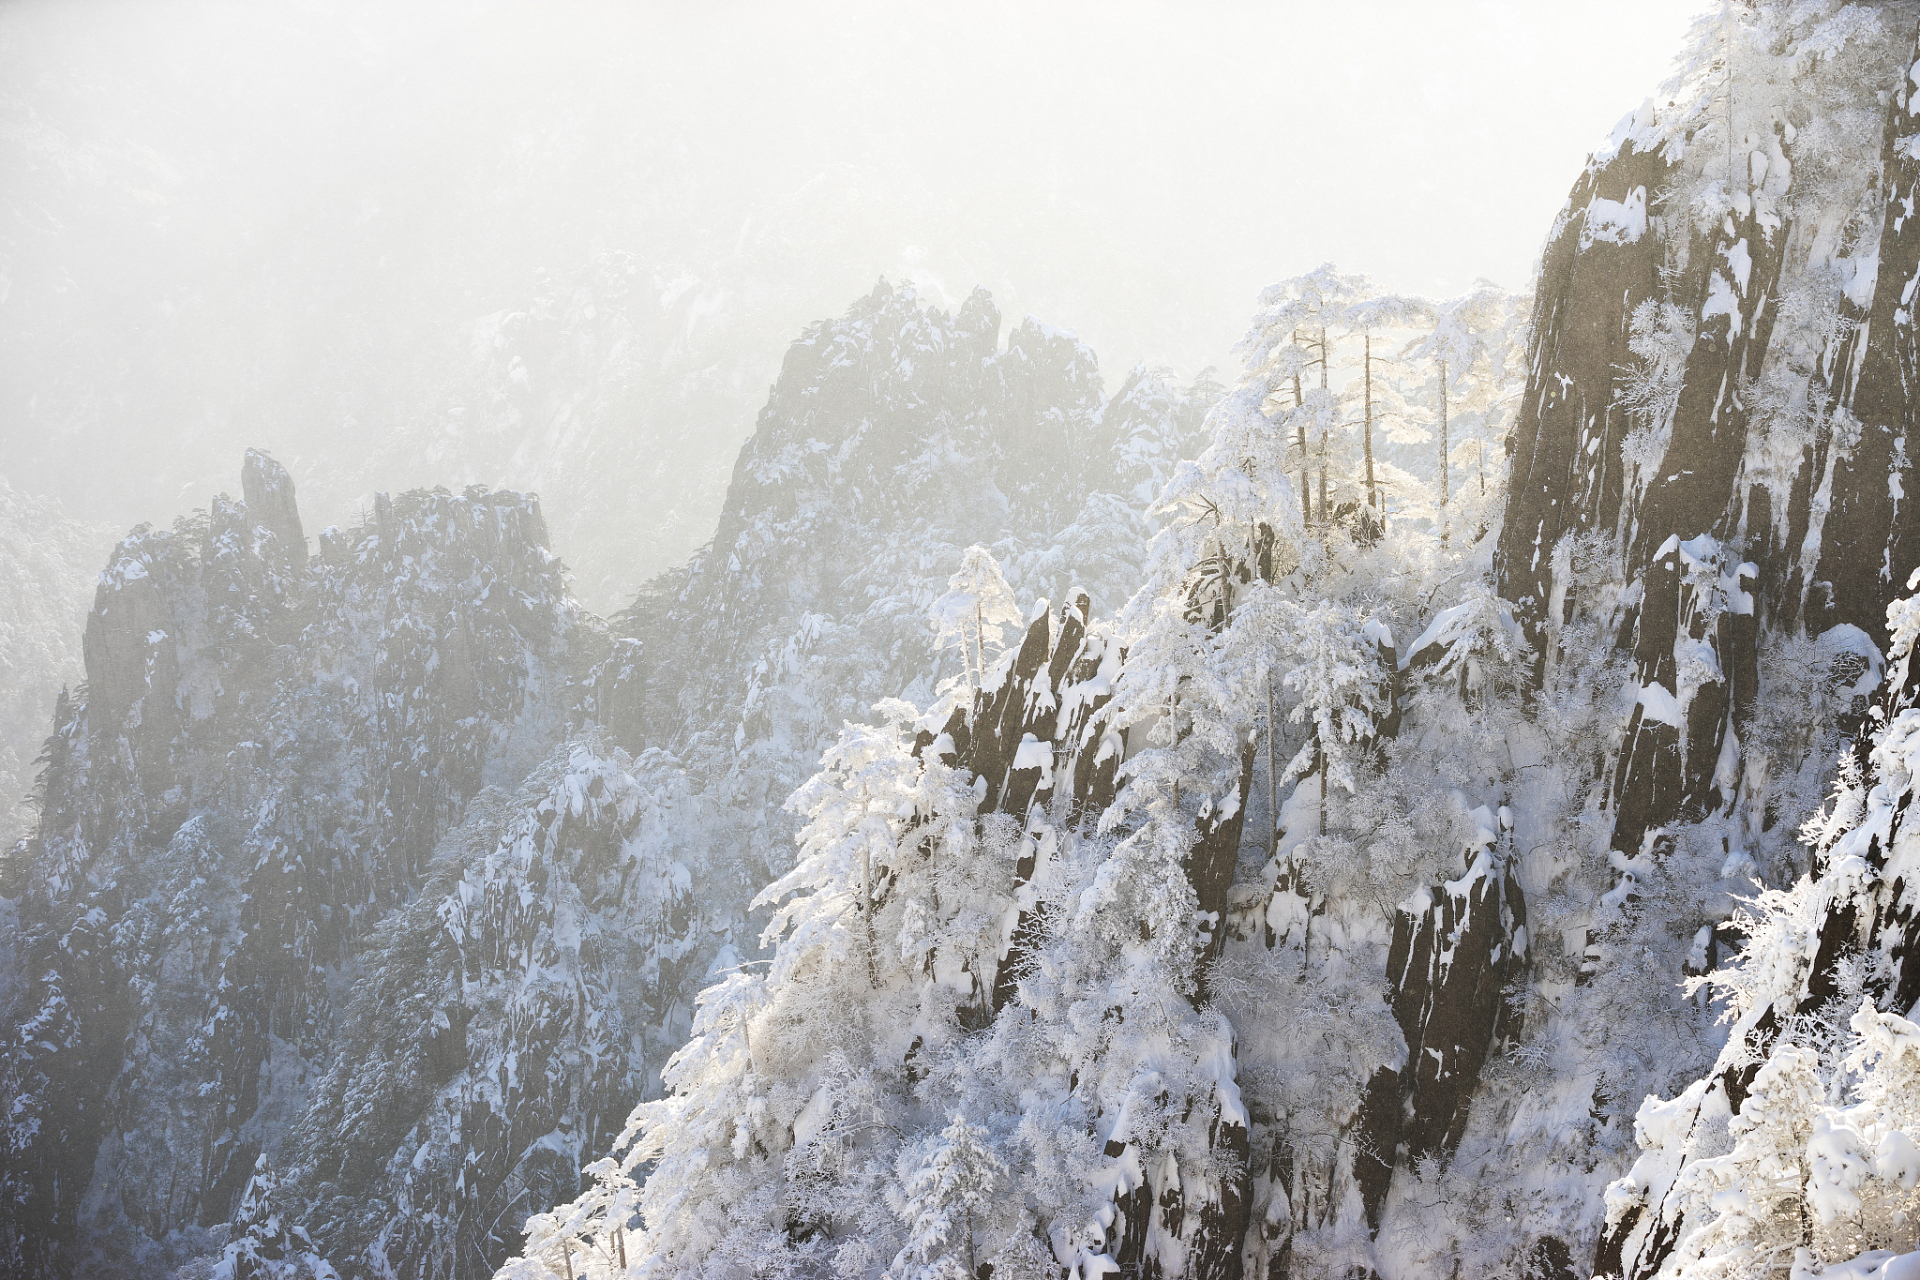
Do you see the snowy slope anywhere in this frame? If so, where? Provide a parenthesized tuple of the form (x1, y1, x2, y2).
(503, 6, 1920, 1280)
(0, 284, 1210, 1280)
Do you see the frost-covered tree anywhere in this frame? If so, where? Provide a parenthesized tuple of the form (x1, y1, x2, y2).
(1237, 264, 1373, 527)
(929, 545, 1022, 691)
(1271, 598, 1389, 836)
(1403, 282, 1528, 523)
(212, 1158, 338, 1280)
(886, 1113, 1009, 1280)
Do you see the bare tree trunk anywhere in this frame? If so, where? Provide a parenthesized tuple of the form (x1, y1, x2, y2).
(1317, 742, 1327, 837)
(1294, 367, 1309, 525)
(974, 602, 984, 687)
(1214, 540, 1229, 624)
(1318, 433, 1329, 521)
(1317, 328, 1330, 520)
(860, 841, 877, 985)
(1363, 332, 1377, 511)
(1266, 671, 1280, 862)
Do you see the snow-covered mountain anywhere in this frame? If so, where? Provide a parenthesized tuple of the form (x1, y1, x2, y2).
(21, 4, 1920, 1277)
(493, 5, 1920, 1280)
(0, 451, 598, 1277)
(0, 285, 1207, 1280)
(243, 284, 1207, 1280)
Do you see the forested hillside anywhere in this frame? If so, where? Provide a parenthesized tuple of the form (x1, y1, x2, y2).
(499, 4, 1920, 1279)
(12, 3, 1920, 1279)
(0, 287, 1209, 1280)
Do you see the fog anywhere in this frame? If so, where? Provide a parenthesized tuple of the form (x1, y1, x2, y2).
(1, 0, 1692, 609)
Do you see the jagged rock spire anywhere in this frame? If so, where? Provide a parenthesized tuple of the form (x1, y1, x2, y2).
(241, 448, 307, 570)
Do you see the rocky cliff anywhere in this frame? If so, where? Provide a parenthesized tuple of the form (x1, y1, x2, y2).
(0, 282, 1210, 1280)
(0, 453, 597, 1277)
(503, 7, 1920, 1279)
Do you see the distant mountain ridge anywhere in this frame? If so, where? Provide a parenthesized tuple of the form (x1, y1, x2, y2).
(0, 283, 1209, 1279)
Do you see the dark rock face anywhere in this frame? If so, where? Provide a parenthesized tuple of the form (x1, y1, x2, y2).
(1627, 209, 1790, 566)
(1608, 539, 1757, 860)
(1786, 40, 1920, 651)
(1488, 28, 1920, 1280)
(0, 462, 595, 1279)
(1499, 119, 1670, 666)
(241, 449, 307, 571)
(1502, 45, 1920, 870)
(1354, 827, 1527, 1228)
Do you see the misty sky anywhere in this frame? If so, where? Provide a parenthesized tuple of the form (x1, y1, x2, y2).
(0, 0, 1697, 600)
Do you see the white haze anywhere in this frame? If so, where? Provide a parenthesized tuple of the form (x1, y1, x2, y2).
(0, 0, 1692, 609)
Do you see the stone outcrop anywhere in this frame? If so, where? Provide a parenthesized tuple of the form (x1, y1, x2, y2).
(1498, 116, 1670, 666)
(0, 458, 594, 1279)
(1354, 815, 1528, 1228)
(241, 449, 307, 571)
(1496, 26, 1920, 1280)
(913, 594, 1123, 1013)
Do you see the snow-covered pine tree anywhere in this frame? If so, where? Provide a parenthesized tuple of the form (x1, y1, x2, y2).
(1402, 282, 1529, 532)
(886, 1113, 1010, 1280)
(1273, 597, 1390, 838)
(1236, 264, 1372, 529)
(929, 546, 1022, 692)
(212, 1156, 339, 1280)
